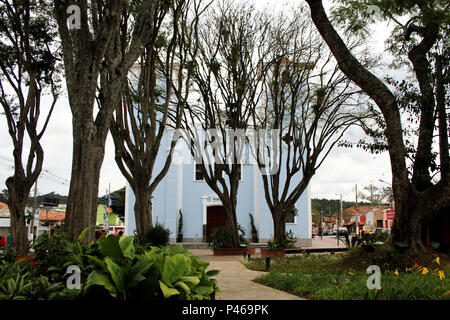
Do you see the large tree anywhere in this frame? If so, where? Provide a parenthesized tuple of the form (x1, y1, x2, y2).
(0, 0, 59, 255)
(249, 7, 366, 246)
(180, 1, 272, 247)
(108, 0, 209, 242)
(53, 0, 166, 242)
(305, 0, 449, 251)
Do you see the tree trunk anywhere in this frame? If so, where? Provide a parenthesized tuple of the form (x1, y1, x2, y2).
(273, 210, 286, 245)
(133, 187, 153, 243)
(8, 202, 28, 256)
(223, 203, 240, 248)
(65, 134, 105, 243)
(387, 185, 448, 252)
(6, 177, 29, 256)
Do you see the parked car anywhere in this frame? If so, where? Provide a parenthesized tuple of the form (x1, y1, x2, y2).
(338, 227, 349, 236)
(371, 227, 390, 234)
(323, 229, 330, 236)
(329, 229, 337, 235)
(312, 229, 317, 238)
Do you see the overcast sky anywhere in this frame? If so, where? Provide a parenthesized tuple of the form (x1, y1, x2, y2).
(0, 0, 396, 202)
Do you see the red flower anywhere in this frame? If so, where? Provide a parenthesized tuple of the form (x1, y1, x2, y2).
(15, 253, 37, 267)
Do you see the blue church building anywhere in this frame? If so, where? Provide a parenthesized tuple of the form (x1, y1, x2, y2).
(124, 129, 313, 246)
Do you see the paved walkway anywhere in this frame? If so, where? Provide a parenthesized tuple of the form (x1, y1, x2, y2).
(307, 236, 345, 248)
(186, 237, 345, 300)
(206, 259, 303, 300)
(189, 250, 303, 300)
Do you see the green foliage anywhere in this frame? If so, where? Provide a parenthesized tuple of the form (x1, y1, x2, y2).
(32, 228, 69, 277)
(207, 225, 247, 249)
(339, 234, 363, 248)
(1, 229, 220, 300)
(255, 268, 450, 300)
(207, 227, 233, 249)
(249, 213, 257, 235)
(84, 236, 219, 300)
(267, 230, 297, 249)
(178, 210, 183, 235)
(140, 223, 171, 247)
(84, 235, 154, 300)
(0, 259, 76, 300)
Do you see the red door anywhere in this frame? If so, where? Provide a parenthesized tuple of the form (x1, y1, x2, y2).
(206, 206, 227, 237)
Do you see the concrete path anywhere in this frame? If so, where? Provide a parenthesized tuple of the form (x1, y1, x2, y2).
(187, 238, 345, 300)
(189, 249, 303, 300)
(205, 259, 304, 300)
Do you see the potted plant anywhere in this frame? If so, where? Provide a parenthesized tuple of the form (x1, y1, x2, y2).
(249, 213, 259, 243)
(176, 209, 183, 243)
(260, 230, 297, 258)
(207, 226, 254, 255)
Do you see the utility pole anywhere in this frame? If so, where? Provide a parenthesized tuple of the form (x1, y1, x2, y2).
(107, 183, 111, 234)
(104, 184, 111, 235)
(30, 179, 39, 242)
(355, 184, 359, 235)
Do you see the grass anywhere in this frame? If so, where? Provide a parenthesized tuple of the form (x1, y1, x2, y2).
(244, 248, 450, 300)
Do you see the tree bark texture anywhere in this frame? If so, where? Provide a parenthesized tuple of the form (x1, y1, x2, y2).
(6, 177, 29, 256)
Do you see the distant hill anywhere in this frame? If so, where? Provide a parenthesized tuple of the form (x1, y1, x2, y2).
(97, 187, 125, 217)
(311, 198, 370, 216)
(34, 192, 68, 205)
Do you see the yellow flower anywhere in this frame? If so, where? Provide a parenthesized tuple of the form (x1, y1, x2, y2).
(439, 271, 445, 280)
(421, 267, 429, 275)
(433, 257, 440, 265)
(348, 272, 354, 275)
(394, 269, 399, 276)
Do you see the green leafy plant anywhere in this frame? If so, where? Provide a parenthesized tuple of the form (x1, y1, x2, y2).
(59, 227, 103, 282)
(23, 275, 78, 300)
(267, 230, 297, 249)
(207, 225, 247, 249)
(0, 272, 33, 300)
(177, 210, 183, 242)
(31, 227, 69, 277)
(249, 213, 258, 242)
(140, 223, 171, 247)
(339, 233, 364, 248)
(84, 236, 219, 300)
(207, 226, 233, 249)
(84, 235, 154, 300)
(142, 245, 219, 300)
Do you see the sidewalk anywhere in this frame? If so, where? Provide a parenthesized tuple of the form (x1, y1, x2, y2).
(205, 259, 304, 300)
(186, 237, 344, 300)
(306, 236, 345, 249)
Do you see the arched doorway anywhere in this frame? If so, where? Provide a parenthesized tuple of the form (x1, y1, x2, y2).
(206, 205, 227, 238)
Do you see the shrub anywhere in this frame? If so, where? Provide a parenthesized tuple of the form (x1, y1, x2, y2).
(206, 225, 247, 249)
(140, 223, 171, 247)
(207, 226, 233, 249)
(32, 228, 69, 277)
(267, 230, 297, 249)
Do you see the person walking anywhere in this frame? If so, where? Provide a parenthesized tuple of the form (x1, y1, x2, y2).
(318, 226, 323, 240)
